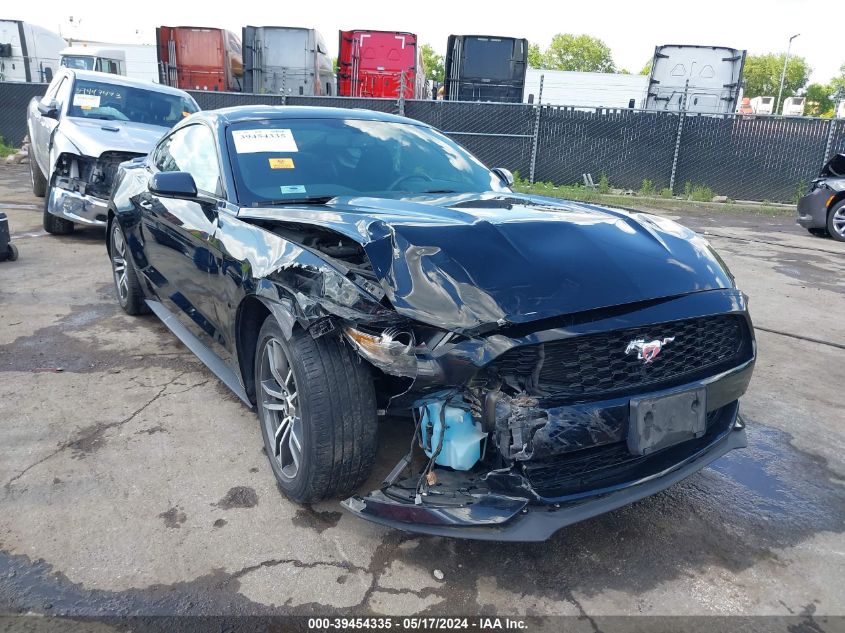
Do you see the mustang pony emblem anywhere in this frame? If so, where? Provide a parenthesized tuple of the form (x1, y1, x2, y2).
(625, 337, 676, 364)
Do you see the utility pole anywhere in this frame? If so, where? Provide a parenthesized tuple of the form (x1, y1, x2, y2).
(775, 33, 800, 116)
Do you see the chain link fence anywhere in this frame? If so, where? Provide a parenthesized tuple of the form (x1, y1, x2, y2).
(674, 115, 836, 202)
(0, 82, 47, 148)
(404, 100, 536, 177)
(534, 107, 680, 191)
(2, 81, 843, 203)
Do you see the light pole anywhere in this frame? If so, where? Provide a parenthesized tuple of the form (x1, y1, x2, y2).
(775, 33, 800, 115)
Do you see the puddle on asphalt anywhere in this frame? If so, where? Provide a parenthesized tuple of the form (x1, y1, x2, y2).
(709, 422, 842, 523)
(710, 426, 797, 515)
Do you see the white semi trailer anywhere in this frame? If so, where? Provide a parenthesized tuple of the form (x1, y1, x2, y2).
(750, 96, 774, 115)
(781, 96, 805, 117)
(0, 19, 66, 83)
(522, 68, 648, 109)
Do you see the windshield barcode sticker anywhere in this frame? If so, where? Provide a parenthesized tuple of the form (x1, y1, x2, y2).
(280, 185, 306, 194)
(232, 129, 298, 154)
(73, 94, 101, 108)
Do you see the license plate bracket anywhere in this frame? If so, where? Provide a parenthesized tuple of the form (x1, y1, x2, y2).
(628, 387, 707, 456)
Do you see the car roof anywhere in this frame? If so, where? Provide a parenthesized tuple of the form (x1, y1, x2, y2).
(61, 68, 193, 99)
(192, 105, 430, 129)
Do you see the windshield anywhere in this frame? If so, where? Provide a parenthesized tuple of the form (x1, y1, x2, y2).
(62, 56, 95, 71)
(68, 80, 199, 127)
(226, 118, 506, 205)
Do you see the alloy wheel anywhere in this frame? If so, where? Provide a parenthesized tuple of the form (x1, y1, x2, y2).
(260, 337, 303, 480)
(111, 226, 129, 304)
(832, 206, 845, 238)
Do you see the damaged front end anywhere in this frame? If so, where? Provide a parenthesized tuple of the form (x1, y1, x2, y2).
(48, 152, 143, 225)
(340, 292, 755, 542)
(237, 197, 756, 541)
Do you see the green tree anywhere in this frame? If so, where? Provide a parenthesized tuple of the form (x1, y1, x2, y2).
(539, 34, 616, 72)
(804, 83, 833, 117)
(640, 61, 652, 75)
(742, 53, 811, 100)
(420, 44, 444, 84)
(830, 62, 845, 101)
(528, 42, 543, 68)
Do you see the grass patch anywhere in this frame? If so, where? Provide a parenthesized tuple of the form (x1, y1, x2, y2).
(0, 137, 17, 158)
(512, 180, 793, 217)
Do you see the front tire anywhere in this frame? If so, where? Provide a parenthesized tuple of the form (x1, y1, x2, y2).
(254, 317, 378, 503)
(826, 200, 845, 242)
(30, 156, 47, 197)
(42, 186, 74, 235)
(109, 220, 149, 315)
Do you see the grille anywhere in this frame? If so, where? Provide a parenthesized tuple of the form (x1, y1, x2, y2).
(522, 407, 733, 498)
(489, 314, 751, 401)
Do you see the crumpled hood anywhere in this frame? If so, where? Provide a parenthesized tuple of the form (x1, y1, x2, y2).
(58, 117, 168, 157)
(240, 192, 734, 332)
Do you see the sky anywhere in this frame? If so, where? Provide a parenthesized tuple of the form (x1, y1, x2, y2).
(10, 0, 840, 84)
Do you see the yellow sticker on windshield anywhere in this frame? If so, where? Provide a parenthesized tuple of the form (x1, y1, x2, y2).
(269, 158, 295, 169)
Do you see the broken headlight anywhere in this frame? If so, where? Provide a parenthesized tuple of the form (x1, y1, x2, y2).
(344, 326, 417, 378)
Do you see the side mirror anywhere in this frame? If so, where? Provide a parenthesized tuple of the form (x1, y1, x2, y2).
(492, 167, 515, 188)
(37, 99, 59, 119)
(149, 172, 198, 199)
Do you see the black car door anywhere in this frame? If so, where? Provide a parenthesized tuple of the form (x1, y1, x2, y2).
(142, 123, 232, 361)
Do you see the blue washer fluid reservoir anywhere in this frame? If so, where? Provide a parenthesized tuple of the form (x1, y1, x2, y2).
(419, 401, 487, 471)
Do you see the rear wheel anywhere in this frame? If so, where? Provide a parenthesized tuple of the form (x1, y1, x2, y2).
(29, 157, 46, 197)
(42, 186, 74, 235)
(254, 317, 378, 503)
(827, 200, 845, 242)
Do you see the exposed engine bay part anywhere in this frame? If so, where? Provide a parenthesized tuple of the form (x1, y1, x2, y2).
(418, 398, 487, 471)
(53, 151, 144, 200)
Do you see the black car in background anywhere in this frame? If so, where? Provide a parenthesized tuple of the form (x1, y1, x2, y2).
(106, 106, 755, 541)
(797, 153, 845, 242)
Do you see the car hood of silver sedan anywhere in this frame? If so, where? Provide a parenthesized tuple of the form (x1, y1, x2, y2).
(240, 192, 737, 332)
(58, 117, 168, 157)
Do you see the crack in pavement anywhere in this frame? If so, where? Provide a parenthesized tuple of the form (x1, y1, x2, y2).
(703, 231, 845, 256)
(228, 533, 449, 610)
(561, 588, 602, 633)
(754, 326, 845, 351)
(3, 371, 189, 491)
(229, 557, 369, 581)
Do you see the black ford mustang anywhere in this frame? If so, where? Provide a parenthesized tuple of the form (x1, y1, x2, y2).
(106, 106, 755, 541)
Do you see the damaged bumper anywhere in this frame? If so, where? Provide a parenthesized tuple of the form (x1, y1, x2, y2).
(796, 187, 830, 229)
(339, 289, 755, 541)
(47, 184, 109, 226)
(343, 404, 747, 542)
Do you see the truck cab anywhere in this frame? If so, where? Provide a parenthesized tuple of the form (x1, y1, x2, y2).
(444, 34, 528, 102)
(0, 20, 66, 82)
(60, 46, 126, 75)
